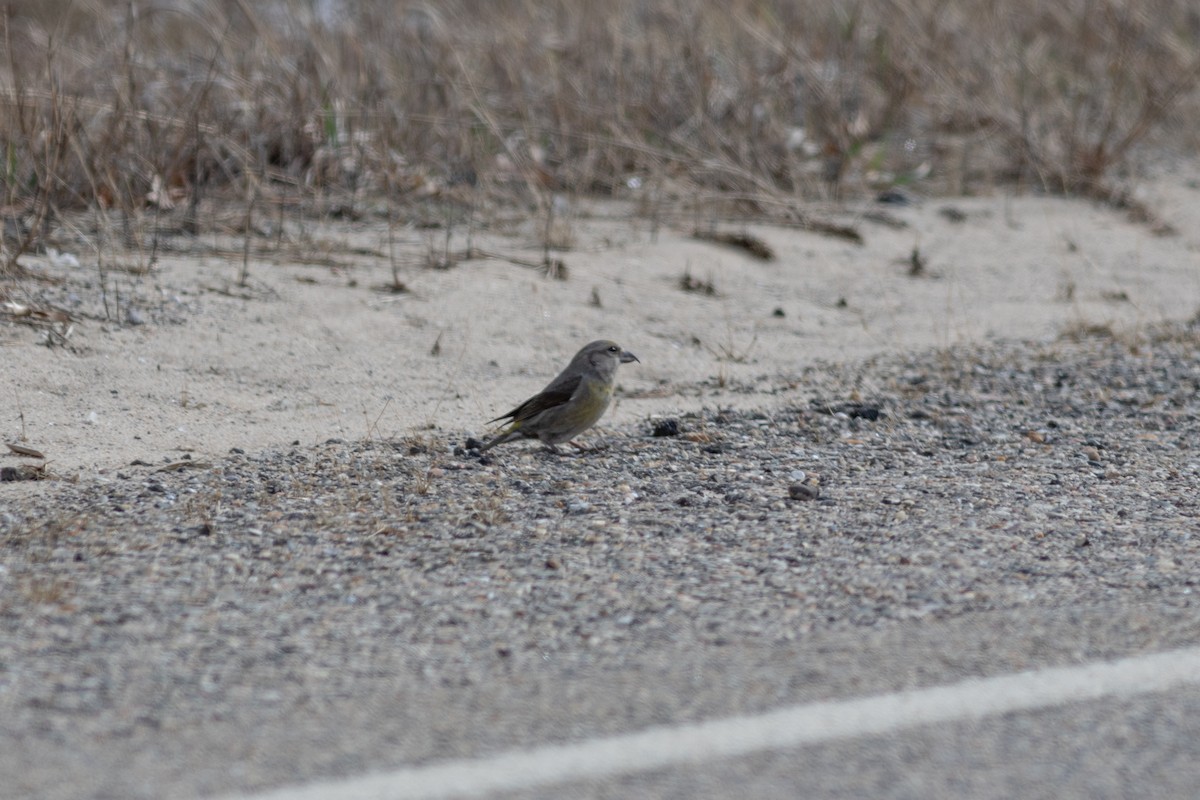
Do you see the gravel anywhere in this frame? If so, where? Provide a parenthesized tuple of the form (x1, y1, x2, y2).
(2, 326, 1199, 798)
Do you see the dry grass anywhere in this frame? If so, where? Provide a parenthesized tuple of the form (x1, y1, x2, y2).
(2, 0, 1199, 272)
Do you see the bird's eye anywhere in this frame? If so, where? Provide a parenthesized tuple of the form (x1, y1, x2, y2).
(608, 345, 619, 352)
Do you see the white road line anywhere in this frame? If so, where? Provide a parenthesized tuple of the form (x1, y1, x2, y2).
(220, 645, 1200, 800)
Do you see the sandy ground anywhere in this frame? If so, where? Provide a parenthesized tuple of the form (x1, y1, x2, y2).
(4, 170, 1200, 479)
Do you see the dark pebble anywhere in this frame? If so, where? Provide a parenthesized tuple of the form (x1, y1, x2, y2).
(651, 419, 681, 437)
(788, 483, 820, 501)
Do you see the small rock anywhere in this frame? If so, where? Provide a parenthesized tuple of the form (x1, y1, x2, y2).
(788, 483, 820, 501)
(813, 402, 883, 421)
(845, 405, 882, 421)
(876, 189, 910, 205)
(651, 419, 680, 437)
(0, 465, 45, 482)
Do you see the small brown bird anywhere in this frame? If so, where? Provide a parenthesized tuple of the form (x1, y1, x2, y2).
(480, 340, 640, 453)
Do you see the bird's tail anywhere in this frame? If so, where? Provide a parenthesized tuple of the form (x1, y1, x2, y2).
(478, 428, 522, 452)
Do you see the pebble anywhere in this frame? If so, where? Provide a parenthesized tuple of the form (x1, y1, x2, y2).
(651, 419, 681, 437)
(788, 483, 820, 501)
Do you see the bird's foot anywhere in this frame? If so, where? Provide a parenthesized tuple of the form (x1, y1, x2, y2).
(570, 439, 611, 453)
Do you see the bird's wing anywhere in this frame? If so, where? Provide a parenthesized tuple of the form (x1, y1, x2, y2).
(488, 374, 582, 424)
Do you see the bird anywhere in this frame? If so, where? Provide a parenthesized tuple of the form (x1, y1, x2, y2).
(479, 340, 640, 453)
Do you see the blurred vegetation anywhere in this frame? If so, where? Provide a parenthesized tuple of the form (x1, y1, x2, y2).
(2, 0, 1199, 268)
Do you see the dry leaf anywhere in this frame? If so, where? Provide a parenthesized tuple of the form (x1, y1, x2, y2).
(6, 442, 46, 459)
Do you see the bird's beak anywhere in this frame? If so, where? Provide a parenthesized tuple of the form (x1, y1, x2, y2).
(620, 350, 640, 364)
